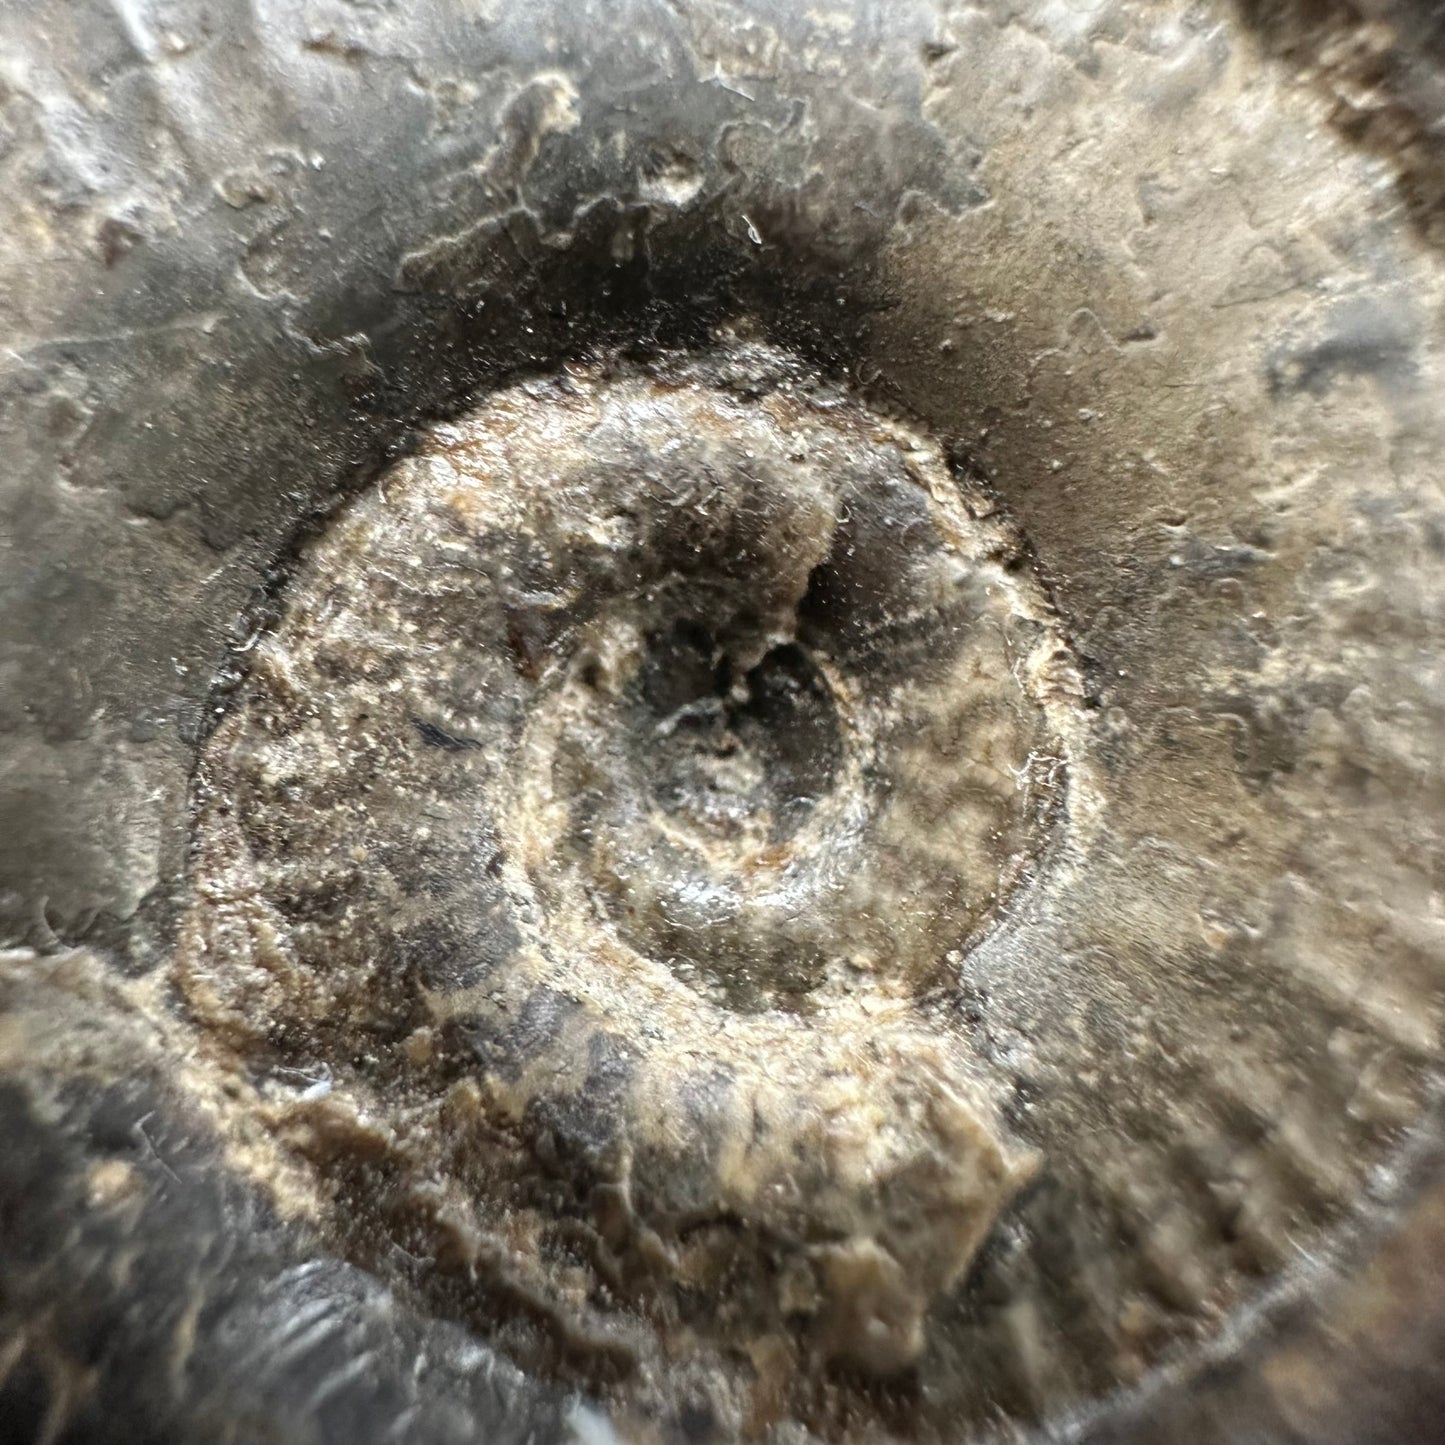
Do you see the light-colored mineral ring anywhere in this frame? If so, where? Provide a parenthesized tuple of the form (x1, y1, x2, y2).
(176, 340, 1085, 1378)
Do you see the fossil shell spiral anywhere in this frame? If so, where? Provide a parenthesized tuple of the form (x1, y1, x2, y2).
(175, 340, 1086, 1414)
(170, 335, 1440, 1441)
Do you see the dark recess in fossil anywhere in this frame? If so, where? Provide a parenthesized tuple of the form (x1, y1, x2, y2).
(0, 2, 1443, 1445)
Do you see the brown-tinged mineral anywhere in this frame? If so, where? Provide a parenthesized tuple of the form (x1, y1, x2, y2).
(175, 342, 1080, 1415)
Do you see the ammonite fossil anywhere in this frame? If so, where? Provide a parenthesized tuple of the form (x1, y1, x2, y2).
(159, 334, 1443, 1437)
(2, 1, 1445, 1443)
(174, 340, 1078, 1416)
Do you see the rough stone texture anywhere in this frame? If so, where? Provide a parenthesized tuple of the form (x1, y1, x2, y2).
(0, 951, 573, 1445)
(0, 1, 1442, 1442)
(172, 345, 1062, 1414)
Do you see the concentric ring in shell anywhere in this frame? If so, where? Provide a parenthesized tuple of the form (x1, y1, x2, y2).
(173, 340, 1441, 1440)
(178, 341, 1081, 1389)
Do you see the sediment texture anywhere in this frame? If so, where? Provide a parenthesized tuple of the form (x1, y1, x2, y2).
(1, 2, 1443, 1443)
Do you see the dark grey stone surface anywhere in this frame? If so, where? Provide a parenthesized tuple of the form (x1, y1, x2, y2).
(1, 1, 1443, 1441)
